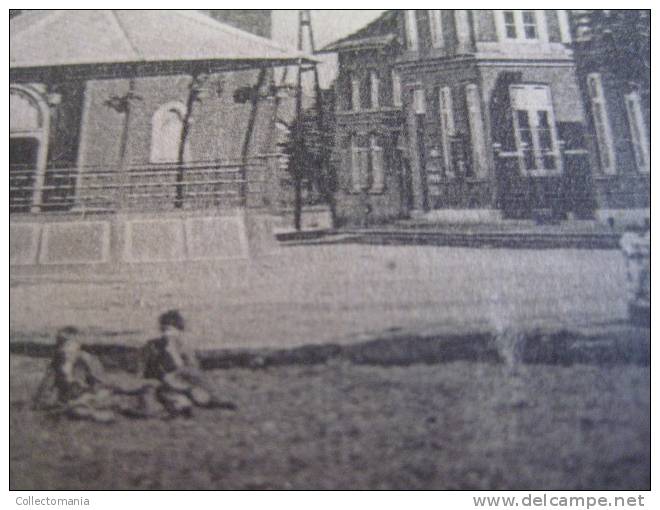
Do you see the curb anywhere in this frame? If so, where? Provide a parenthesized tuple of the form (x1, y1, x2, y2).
(276, 229, 620, 250)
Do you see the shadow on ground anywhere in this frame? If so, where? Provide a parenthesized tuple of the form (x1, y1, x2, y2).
(10, 323, 650, 372)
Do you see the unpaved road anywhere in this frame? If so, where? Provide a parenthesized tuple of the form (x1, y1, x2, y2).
(10, 245, 629, 350)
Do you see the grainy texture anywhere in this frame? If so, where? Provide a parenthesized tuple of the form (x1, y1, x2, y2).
(10, 245, 629, 350)
(10, 355, 649, 490)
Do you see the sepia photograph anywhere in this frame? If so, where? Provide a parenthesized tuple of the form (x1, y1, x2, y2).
(8, 7, 651, 492)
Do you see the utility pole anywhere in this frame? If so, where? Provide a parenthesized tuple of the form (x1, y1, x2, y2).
(292, 9, 324, 231)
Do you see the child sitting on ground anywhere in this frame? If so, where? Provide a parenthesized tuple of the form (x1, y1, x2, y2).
(34, 326, 159, 423)
(141, 310, 236, 417)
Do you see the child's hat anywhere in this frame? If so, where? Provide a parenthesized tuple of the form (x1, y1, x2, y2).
(55, 326, 80, 346)
(159, 309, 185, 331)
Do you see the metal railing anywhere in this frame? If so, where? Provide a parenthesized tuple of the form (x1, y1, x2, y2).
(10, 160, 248, 215)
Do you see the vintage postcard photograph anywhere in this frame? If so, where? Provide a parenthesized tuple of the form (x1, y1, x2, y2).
(8, 7, 650, 493)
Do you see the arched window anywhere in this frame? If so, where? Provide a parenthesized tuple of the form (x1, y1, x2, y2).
(10, 86, 50, 213)
(150, 102, 190, 163)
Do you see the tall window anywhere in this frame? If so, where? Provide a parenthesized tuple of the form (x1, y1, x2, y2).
(10, 87, 50, 213)
(510, 85, 562, 175)
(351, 135, 367, 192)
(343, 72, 354, 111)
(405, 10, 419, 51)
(370, 70, 380, 109)
(370, 135, 385, 192)
(438, 86, 455, 176)
(465, 84, 488, 178)
(351, 75, 361, 112)
(499, 10, 542, 41)
(557, 10, 572, 43)
(586, 73, 616, 175)
(150, 102, 190, 163)
(624, 91, 649, 173)
(429, 10, 444, 48)
(349, 134, 386, 193)
(392, 70, 402, 107)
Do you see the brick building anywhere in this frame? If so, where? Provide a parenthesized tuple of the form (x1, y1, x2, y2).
(10, 10, 306, 269)
(571, 10, 650, 225)
(323, 10, 596, 225)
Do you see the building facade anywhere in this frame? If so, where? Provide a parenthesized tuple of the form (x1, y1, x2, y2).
(10, 10, 305, 269)
(324, 10, 597, 225)
(571, 10, 650, 225)
(322, 12, 408, 225)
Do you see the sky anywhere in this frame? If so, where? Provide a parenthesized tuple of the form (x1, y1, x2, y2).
(271, 10, 385, 88)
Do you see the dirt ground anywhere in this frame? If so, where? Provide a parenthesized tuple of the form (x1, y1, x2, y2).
(10, 245, 630, 350)
(10, 354, 650, 490)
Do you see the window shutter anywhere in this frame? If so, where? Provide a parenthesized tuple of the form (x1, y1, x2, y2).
(465, 84, 487, 178)
(413, 88, 426, 115)
(557, 10, 572, 43)
(429, 10, 444, 48)
(405, 10, 419, 51)
(351, 77, 361, 112)
(587, 73, 616, 175)
(624, 92, 649, 173)
(439, 87, 455, 175)
(350, 136, 362, 192)
(370, 71, 380, 109)
(392, 70, 402, 107)
(371, 135, 385, 192)
(344, 72, 354, 111)
(454, 10, 472, 52)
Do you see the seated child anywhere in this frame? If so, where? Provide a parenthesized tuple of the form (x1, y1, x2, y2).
(34, 326, 159, 423)
(142, 310, 235, 417)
